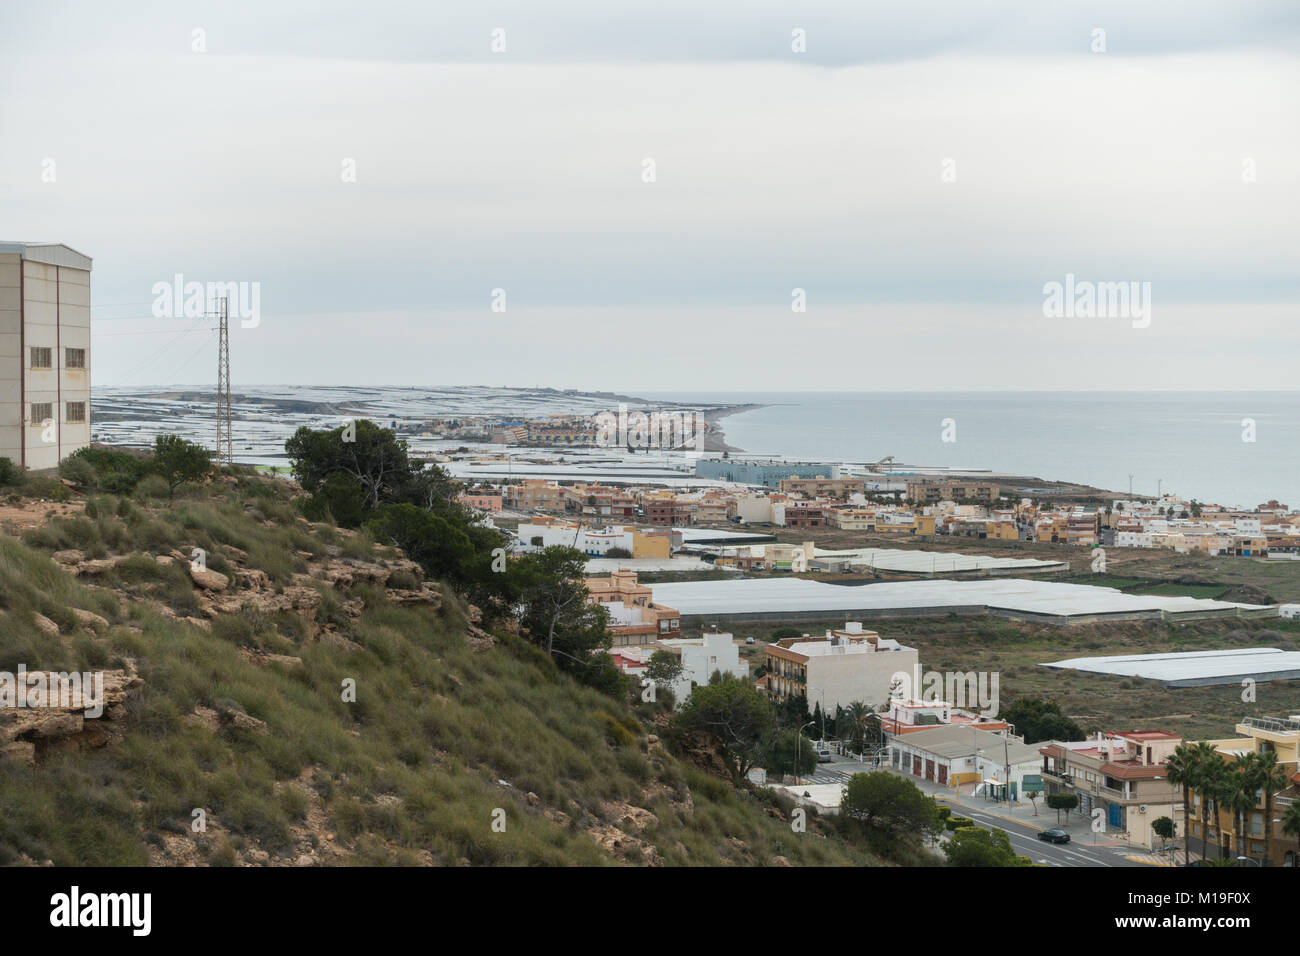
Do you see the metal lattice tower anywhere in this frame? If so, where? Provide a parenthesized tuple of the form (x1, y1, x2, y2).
(214, 296, 232, 465)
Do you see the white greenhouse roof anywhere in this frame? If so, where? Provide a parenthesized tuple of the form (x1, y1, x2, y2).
(1042, 648, 1300, 687)
(814, 547, 1068, 574)
(648, 577, 1275, 624)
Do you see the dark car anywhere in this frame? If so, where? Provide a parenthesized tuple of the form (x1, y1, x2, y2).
(1037, 829, 1070, 844)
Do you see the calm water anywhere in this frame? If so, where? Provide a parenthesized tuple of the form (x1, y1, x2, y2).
(642, 392, 1300, 510)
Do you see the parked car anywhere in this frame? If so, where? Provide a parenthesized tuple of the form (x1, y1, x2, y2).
(745, 637, 755, 645)
(815, 749, 833, 763)
(1037, 829, 1070, 844)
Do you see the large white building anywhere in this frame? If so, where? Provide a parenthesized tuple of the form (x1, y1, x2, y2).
(763, 623, 921, 713)
(0, 242, 92, 472)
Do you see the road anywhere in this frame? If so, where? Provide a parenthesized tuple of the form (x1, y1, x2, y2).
(796, 758, 1148, 867)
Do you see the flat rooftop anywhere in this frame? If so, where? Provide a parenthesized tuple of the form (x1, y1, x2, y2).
(1042, 648, 1300, 687)
(815, 547, 1068, 575)
(647, 577, 1275, 626)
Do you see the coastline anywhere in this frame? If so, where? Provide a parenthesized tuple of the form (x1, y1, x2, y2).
(701, 403, 763, 454)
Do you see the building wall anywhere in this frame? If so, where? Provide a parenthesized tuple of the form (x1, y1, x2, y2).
(632, 529, 671, 559)
(0, 254, 21, 464)
(0, 254, 91, 471)
(679, 633, 747, 685)
(807, 646, 919, 712)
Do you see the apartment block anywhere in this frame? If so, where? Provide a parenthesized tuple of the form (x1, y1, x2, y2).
(906, 480, 1000, 503)
(644, 495, 697, 526)
(778, 476, 866, 499)
(763, 622, 919, 713)
(503, 478, 569, 512)
(584, 570, 681, 646)
(1039, 730, 1184, 849)
(1193, 715, 1300, 866)
(0, 242, 92, 471)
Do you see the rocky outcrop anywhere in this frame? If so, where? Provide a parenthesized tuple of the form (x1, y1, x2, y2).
(186, 701, 269, 734)
(0, 664, 141, 763)
(188, 565, 230, 591)
(70, 608, 109, 633)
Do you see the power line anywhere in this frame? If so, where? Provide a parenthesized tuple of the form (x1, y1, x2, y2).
(114, 323, 212, 385)
(93, 324, 212, 337)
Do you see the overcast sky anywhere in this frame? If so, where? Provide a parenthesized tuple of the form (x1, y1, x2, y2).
(2, 1, 1297, 390)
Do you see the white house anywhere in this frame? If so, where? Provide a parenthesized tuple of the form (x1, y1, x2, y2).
(653, 631, 749, 707)
(516, 521, 634, 556)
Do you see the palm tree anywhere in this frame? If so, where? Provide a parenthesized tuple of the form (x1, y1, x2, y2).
(1254, 750, 1289, 866)
(1190, 742, 1223, 860)
(1280, 800, 1300, 867)
(1223, 766, 1258, 864)
(841, 700, 871, 754)
(1165, 743, 1199, 867)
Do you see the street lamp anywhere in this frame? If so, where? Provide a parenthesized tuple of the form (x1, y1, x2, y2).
(1003, 734, 1011, 805)
(795, 720, 816, 785)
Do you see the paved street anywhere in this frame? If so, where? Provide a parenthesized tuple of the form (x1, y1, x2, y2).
(794, 756, 1171, 867)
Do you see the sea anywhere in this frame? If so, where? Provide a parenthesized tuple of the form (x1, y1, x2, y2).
(641, 392, 1300, 511)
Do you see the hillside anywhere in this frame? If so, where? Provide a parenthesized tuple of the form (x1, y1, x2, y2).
(0, 471, 884, 867)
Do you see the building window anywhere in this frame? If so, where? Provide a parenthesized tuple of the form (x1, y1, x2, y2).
(30, 402, 53, 424)
(66, 401, 86, 424)
(30, 347, 52, 369)
(66, 348, 86, 369)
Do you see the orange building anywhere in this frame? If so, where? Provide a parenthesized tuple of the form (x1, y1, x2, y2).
(584, 570, 681, 646)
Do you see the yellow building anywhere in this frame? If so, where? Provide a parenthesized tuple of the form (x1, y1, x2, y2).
(632, 529, 672, 560)
(1191, 716, 1300, 866)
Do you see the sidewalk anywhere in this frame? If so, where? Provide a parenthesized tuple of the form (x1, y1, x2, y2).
(876, 767, 1166, 852)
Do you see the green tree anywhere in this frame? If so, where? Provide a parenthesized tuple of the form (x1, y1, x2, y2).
(1252, 749, 1288, 866)
(1280, 800, 1300, 866)
(944, 826, 1030, 867)
(286, 419, 449, 517)
(779, 693, 811, 729)
(767, 728, 817, 778)
(840, 772, 941, 845)
(999, 696, 1083, 745)
(1165, 743, 1199, 867)
(644, 649, 684, 686)
(673, 675, 776, 780)
(1046, 792, 1077, 825)
(150, 434, 212, 498)
(837, 700, 873, 754)
(510, 546, 612, 674)
(1152, 816, 1176, 851)
(367, 503, 476, 584)
(1195, 747, 1230, 859)
(1222, 766, 1258, 865)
